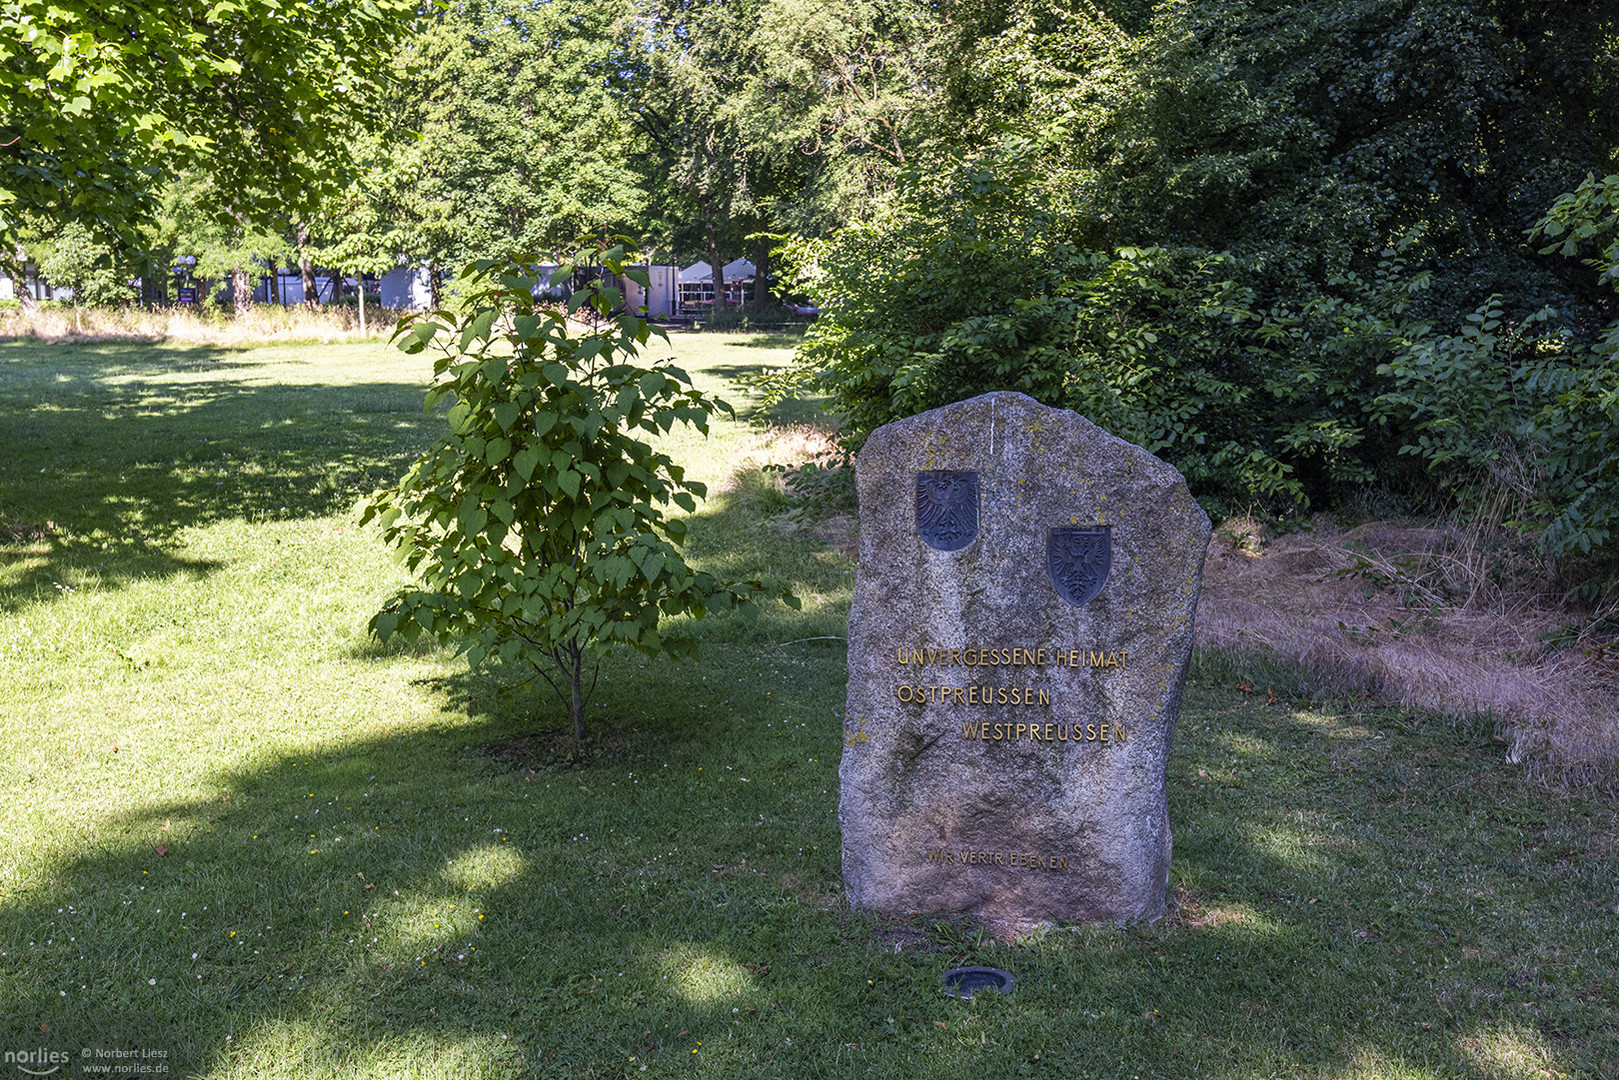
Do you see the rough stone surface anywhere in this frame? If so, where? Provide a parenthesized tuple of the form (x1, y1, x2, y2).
(839, 392, 1211, 923)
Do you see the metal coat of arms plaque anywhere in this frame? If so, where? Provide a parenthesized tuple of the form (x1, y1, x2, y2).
(1047, 526, 1111, 606)
(915, 471, 979, 551)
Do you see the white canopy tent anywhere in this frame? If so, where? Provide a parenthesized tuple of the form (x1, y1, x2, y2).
(676, 258, 757, 316)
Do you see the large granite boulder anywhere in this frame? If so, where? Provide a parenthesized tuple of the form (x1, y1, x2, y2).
(839, 392, 1211, 923)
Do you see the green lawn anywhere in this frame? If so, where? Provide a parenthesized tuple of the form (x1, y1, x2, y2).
(0, 335, 1614, 1079)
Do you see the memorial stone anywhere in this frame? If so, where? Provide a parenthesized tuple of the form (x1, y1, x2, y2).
(839, 392, 1211, 923)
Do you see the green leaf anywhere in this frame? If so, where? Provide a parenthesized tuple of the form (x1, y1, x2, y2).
(492, 403, 521, 432)
(513, 447, 543, 481)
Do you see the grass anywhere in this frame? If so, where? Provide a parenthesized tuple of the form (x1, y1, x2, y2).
(1, 334, 1616, 1079)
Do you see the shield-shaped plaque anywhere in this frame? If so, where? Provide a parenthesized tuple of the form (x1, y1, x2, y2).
(915, 471, 979, 551)
(1047, 526, 1111, 606)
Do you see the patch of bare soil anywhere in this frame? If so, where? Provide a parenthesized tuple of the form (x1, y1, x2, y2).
(1198, 517, 1619, 790)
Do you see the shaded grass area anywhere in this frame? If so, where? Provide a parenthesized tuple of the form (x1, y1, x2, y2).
(0, 335, 1615, 1079)
(0, 339, 427, 612)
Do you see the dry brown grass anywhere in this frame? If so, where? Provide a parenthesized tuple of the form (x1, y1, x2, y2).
(717, 425, 860, 557)
(1198, 515, 1619, 790)
(0, 302, 403, 345)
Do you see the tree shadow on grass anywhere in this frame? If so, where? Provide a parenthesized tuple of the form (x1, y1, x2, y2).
(719, 331, 807, 350)
(701, 360, 834, 428)
(0, 340, 437, 612)
(3, 663, 1614, 1078)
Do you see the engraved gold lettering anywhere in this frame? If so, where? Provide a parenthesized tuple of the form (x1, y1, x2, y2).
(1044, 723, 1054, 741)
(1115, 724, 1126, 743)
(927, 849, 1073, 872)
(999, 648, 1011, 665)
(1014, 723, 1026, 740)
(1089, 650, 1106, 668)
(1101, 724, 1110, 742)
(897, 685, 911, 703)
(1038, 689, 1050, 706)
(997, 687, 1008, 704)
(1036, 647, 1046, 665)
(1057, 724, 1069, 741)
(949, 648, 962, 666)
(962, 722, 979, 740)
(1086, 723, 1098, 740)
(951, 687, 964, 705)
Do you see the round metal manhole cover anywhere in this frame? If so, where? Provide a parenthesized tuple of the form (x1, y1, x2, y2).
(940, 966, 1015, 999)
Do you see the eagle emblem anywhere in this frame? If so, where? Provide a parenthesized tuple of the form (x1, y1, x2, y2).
(1047, 526, 1110, 606)
(915, 471, 978, 551)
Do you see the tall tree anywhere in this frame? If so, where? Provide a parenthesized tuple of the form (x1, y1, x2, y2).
(381, 0, 650, 274)
(143, 172, 290, 312)
(627, 0, 784, 297)
(738, 0, 940, 232)
(785, 0, 1619, 514)
(0, 0, 418, 300)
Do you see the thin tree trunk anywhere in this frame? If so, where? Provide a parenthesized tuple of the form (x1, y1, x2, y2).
(697, 190, 726, 315)
(357, 269, 366, 336)
(297, 222, 317, 308)
(428, 261, 442, 310)
(570, 668, 586, 747)
(267, 258, 280, 306)
(230, 266, 252, 317)
(708, 239, 725, 315)
(752, 237, 769, 307)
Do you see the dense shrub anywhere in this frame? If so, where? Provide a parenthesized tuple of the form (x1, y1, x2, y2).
(777, 158, 1398, 513)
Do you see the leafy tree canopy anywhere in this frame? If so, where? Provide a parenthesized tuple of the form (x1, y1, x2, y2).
(385, 0, 651, 273)
(0, 0, 419, 274)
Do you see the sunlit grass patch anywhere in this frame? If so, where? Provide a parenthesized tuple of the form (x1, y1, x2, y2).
(0, 334, 1615, 1079)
